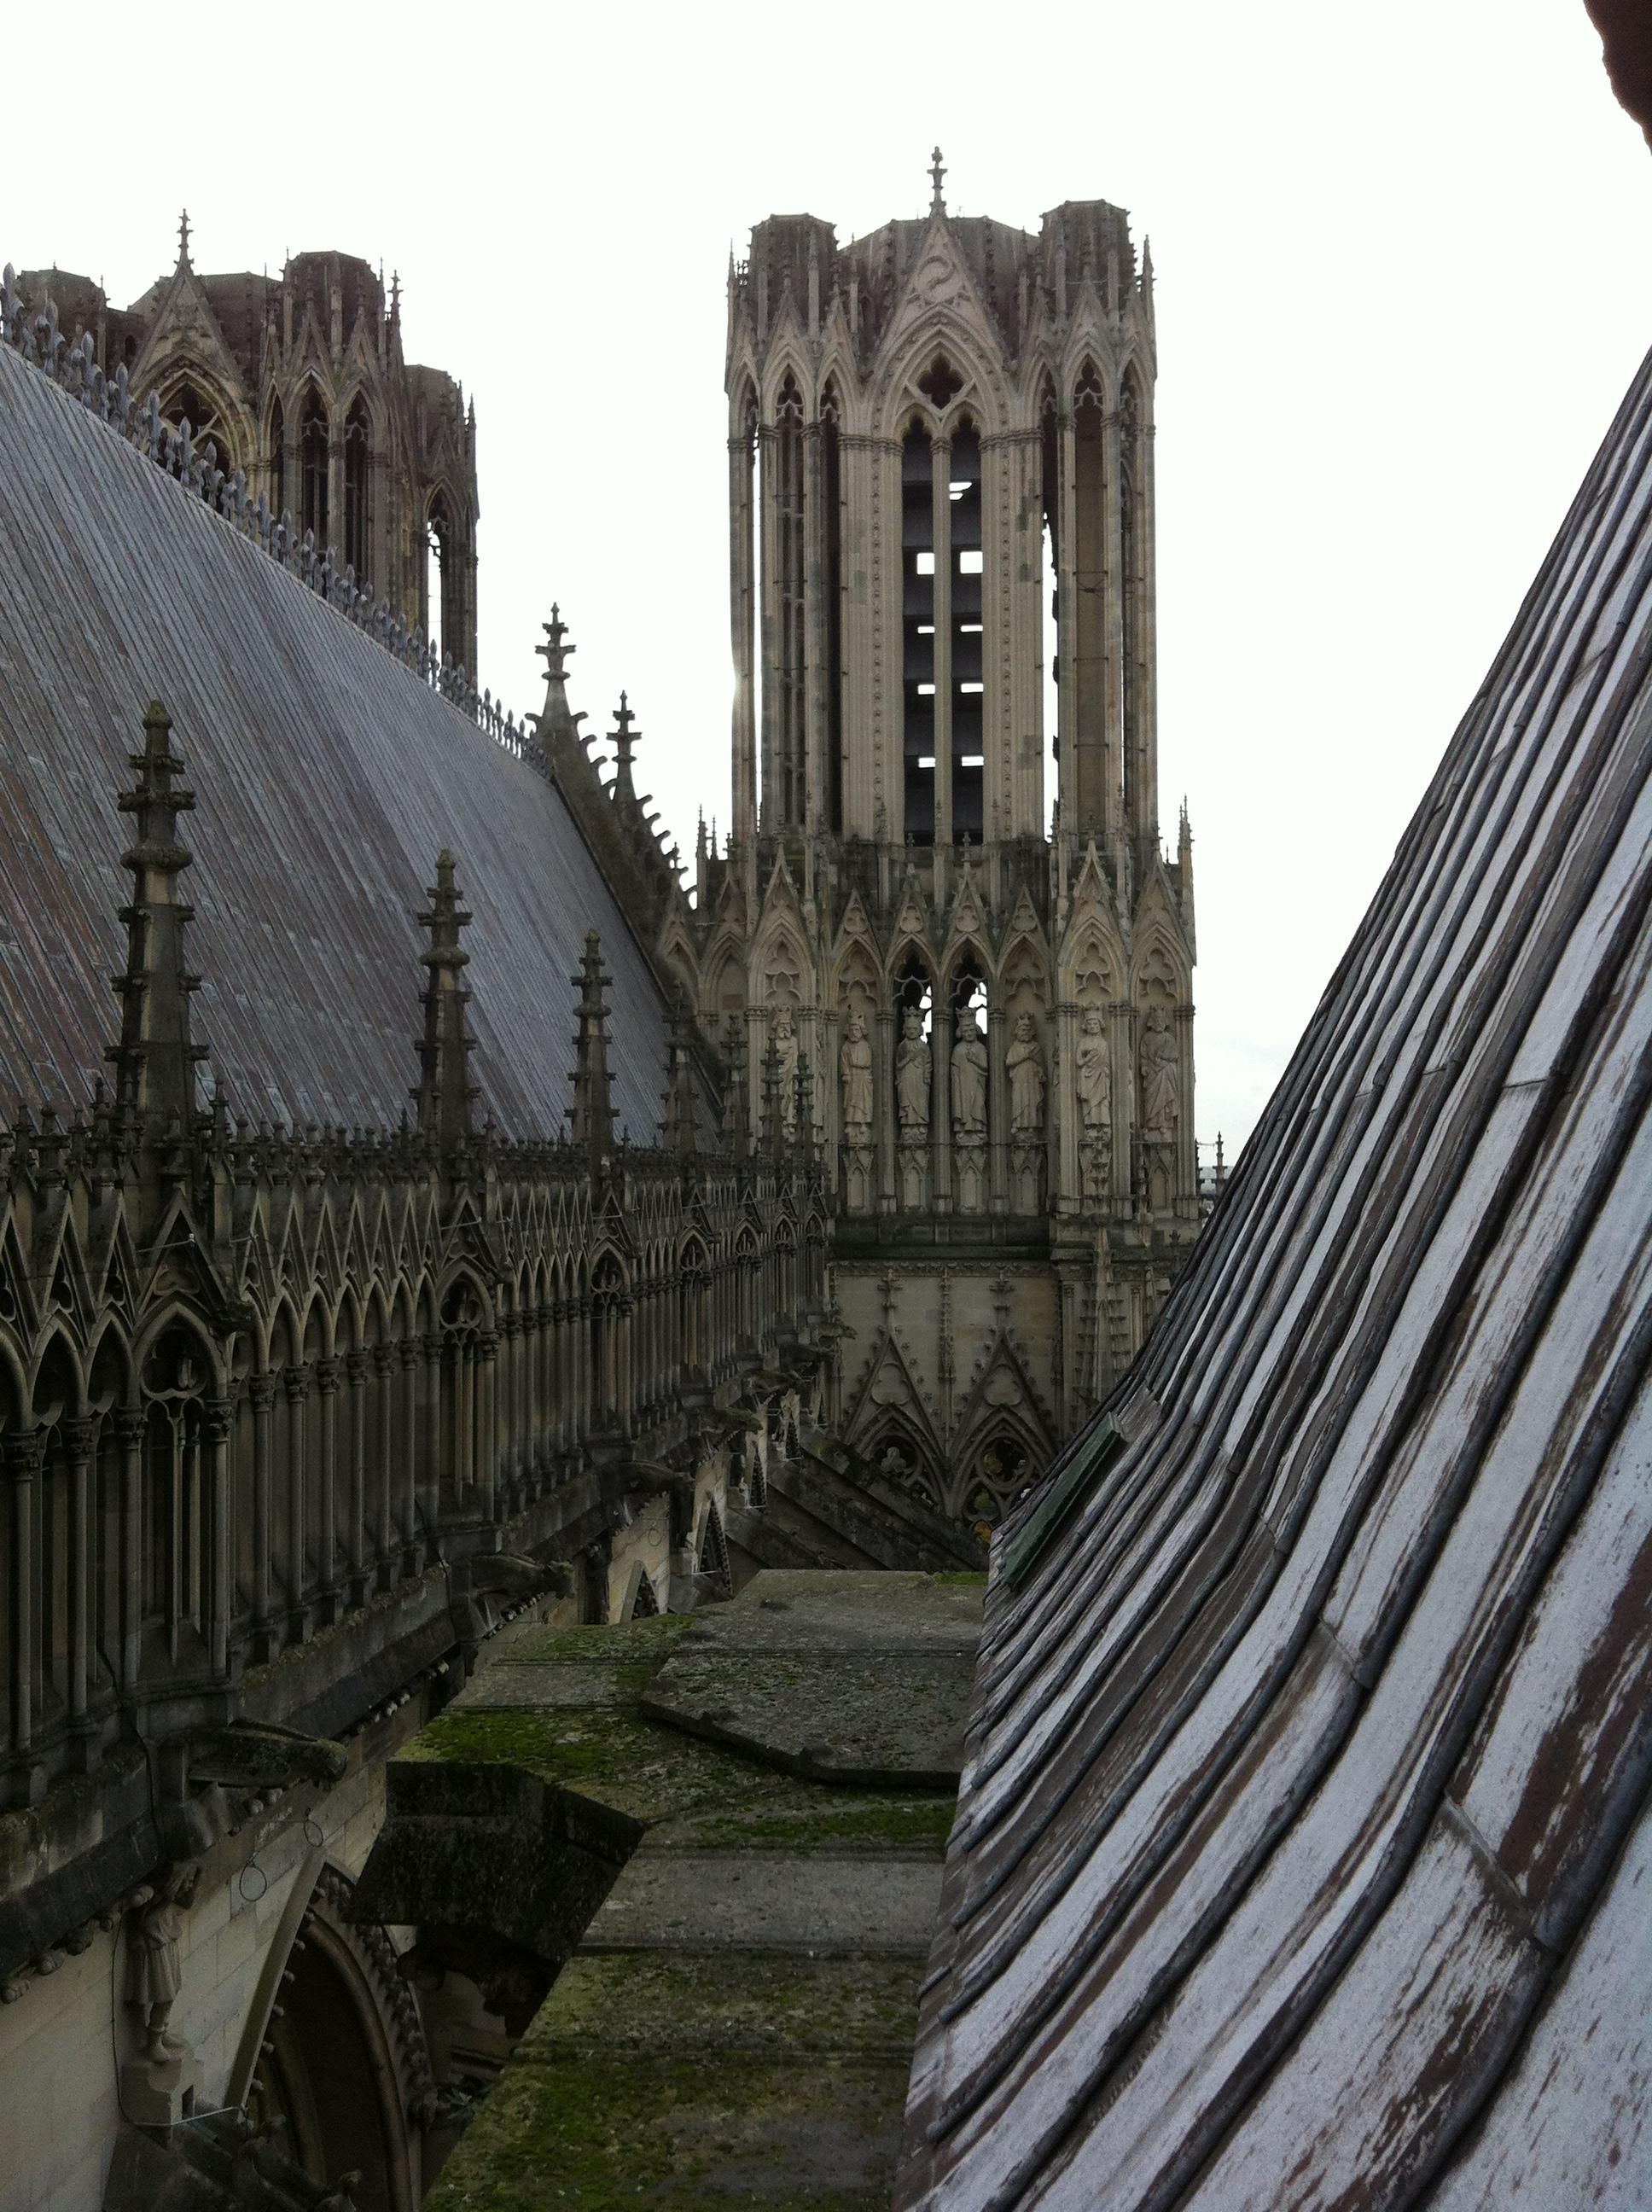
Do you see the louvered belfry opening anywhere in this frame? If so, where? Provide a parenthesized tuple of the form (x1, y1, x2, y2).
(948, 419, 985, 841)
(903, 420, 937, 841)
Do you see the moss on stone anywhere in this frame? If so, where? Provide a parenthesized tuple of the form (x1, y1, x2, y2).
(424, 2054, 910, 2212)
(515, 1951, 924, 2064)
(403, 1703, 953, 1854)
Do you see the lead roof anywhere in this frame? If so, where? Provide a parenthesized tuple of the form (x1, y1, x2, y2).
(0, 343, 675, 1140)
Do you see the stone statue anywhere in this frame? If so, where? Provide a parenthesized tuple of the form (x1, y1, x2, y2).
(1007, 1013, 1045, 1135)
(895, 1010, 930, 1132)
(771, 1007, 800, 1133)
(840, 1010, 873, 1140)
(1076, 1007, 1112, 1131)
(951, 1011, 988, 1136)
(1139, 1006, 1180, 1141)
(125, 1861, 200, 2061)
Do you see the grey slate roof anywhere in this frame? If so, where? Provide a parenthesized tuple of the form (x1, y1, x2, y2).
(0, 343, 672, 1138)
(897, 347, 1652, 2207)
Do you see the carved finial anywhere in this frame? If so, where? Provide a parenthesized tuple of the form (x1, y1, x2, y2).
(662, 987, 699, 1157)
(610, 692, 639, 802)
(411, 851, 478, 1154)
(929, 147, 946, 214)
(106, 702, 207, 1134)
(568, 933, 616, 1167)
(177, 209, 191, 266)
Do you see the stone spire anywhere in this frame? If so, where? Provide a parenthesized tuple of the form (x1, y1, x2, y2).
(721, 1016, 749, 1160)
(568, 932, 616, 1166)
(929, 147, 947, 216)
(411, 851, 477, 1152)
(107, 701, 207, 1135)
(610, 692, 639, 805)
(759, 1038, 784, 1160)
(177, 209, 192, 270)
(662, 987, 699, 1156)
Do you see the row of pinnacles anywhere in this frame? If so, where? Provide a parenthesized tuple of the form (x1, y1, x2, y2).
(0, 697, 829, 1821)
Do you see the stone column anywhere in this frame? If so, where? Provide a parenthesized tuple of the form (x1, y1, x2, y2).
(116, 1409, 146, 1687)
(497, 1313, 521, 1507)
(5, 1430, 43, 1756)
(875, 1006, 897, 1214)
(345, 1352, 371, 1605)
(62, 1417, 96, 1726)
(420, 1333, 444, 1566)
(1056, 998, 1081, 1214)
(455, 1336, 474, 1501)
(247, 1376, 276, 1659)
(314, 1357, 341, 1623)
(201, 1400, 234, 1680)
(933, 1002, 954, 1214)
(477, 1330, 499, 1522)
(396, 1341, 419, 1575)
(282, 1367, 310, 1638)
(988, 999, 1009, 1214)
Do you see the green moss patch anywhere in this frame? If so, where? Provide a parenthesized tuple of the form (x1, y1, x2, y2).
(516, 1951, 924, 2064)
(425, 2054, 910, 2212)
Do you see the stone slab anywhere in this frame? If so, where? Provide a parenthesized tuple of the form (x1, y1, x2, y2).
(515, 1950, 925, 2064)
(642, 1650, 978, 1784)
(427, 2053, 908, 2211)
(585, 1852, 945, 1956)
(451, 1660, 647, 1711)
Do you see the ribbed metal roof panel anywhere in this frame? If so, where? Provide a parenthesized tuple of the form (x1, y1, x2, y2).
(0, 344, 672, 1138)
(897, 348, 1652, 2208)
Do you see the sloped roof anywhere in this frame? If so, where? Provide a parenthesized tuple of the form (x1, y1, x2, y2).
(898, 345, 1652, 2206)
(0, 343, 672, 1138)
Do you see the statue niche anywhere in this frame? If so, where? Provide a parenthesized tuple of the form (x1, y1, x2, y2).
(950, 983, 988, 1214)
(839, 1004, 874, 1211)
(895, 998, 932, 1210)
(1137, 1004, 1181, 1211)
(771, 1003, 800, 1134)
(1006, 1010, 1045, 1211)
(1076, 1005, 1113, 1207)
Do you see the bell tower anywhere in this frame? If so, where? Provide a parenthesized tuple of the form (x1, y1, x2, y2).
(692, 157, 1201, 1530)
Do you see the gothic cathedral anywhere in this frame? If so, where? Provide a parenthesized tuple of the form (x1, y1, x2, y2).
(668, 158, 1200, 1529)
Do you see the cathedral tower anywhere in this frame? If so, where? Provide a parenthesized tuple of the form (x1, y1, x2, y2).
(680, 157, 1199, 1527)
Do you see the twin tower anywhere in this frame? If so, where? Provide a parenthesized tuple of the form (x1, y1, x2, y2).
(681, 157, 1199, 1528)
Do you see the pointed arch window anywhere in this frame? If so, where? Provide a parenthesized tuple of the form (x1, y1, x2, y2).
(268, 396, 286, 520)
(165, 380, 236, 480)
(821, 380, 845, 834)
(902, 421, 937, 841)
(299, 388, 329, 546)
(1071, 363, 1108, 828)
(949, 417, 985, 840)
(342, 397, 370, 582)
(767, 373, 807, 826)
(425, 492, 451, 665)
(1120, 375, 1142, 817)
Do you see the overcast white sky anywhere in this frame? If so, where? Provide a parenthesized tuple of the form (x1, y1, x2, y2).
(8, 2, 1649, 1156)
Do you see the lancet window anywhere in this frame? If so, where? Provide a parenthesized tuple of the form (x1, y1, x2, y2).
(299, 388, 329, 546)
(949, 421, 985, 841)
(343, 397, 370, 582)
(769, 375, 807, 825)
(902, 422, 937, 841)
(821, 381, 844, 833)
